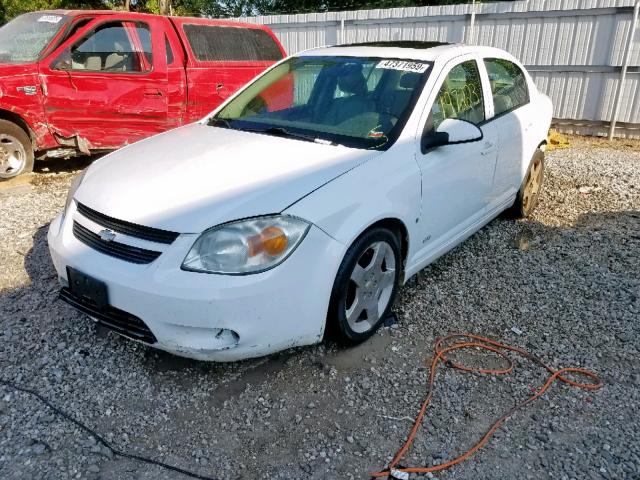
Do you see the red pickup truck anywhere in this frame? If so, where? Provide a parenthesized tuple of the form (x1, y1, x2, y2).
(0, 10, 286, 179)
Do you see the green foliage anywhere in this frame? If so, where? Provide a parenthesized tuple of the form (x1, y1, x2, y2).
(265, 0, 471, 15)
(0, 0, 489, 23)
(1, 0, 113, 22)
(211, 0, 488, 16)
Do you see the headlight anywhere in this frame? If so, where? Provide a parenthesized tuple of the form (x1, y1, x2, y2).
(64, 168, 87, 213)
(182, 215, 311, 274)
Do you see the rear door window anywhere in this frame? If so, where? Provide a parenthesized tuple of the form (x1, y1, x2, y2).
(483, 58, 529, 116)
(183, 24, 282, 62)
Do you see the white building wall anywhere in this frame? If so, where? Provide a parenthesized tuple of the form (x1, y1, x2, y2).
(229, 0, 640, 137)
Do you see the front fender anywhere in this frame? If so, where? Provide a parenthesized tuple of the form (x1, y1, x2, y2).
(284, 146, 421, 265)
(0, 66, 57, 150)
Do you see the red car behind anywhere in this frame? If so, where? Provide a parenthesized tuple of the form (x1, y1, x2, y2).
(0, 10, 286, 178)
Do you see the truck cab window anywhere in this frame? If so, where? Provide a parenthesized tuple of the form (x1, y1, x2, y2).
(137, 25, 153, 65)
(183, 24, 282, 62)
(69, 21, 152, 73)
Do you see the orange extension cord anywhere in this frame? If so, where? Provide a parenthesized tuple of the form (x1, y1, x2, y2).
(370, 334, 603, 479)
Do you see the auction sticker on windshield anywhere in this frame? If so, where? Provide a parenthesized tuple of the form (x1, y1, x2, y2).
(38, 15, 63, 23)
(376, 59, 429, 73)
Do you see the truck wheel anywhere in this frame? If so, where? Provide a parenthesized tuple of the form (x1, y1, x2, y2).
(0, 119, 34, 180)
(327, 228, 401, 344)
(508, 148, 545, 218)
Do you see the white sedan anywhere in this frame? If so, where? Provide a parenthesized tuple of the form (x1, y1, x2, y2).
(48, 42, 552, 361)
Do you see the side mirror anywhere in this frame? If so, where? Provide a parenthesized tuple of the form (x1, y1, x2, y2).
(52, 48, 72, 71)
(421, 118, 483, 153)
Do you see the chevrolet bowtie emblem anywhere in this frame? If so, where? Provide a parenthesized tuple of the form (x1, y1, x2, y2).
(98, 229, 116, 242)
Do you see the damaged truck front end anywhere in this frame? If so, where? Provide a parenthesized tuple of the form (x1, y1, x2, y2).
(0, 10, 286, 180)
(0, 12, 71, 178)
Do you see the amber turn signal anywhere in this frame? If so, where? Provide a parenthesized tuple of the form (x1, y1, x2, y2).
(248, 226, 289, 257)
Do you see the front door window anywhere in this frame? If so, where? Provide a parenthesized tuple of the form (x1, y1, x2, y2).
(430, 60, 485, 130)
(67, 21, 152, 73)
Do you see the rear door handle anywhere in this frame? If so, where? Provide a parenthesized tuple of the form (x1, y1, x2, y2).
(480, 141, 496, 156)
(144, 88, 163, 97)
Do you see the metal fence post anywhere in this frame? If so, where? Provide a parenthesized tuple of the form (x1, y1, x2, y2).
(467, 0, 477, 45)
(609, 0, 640, 140)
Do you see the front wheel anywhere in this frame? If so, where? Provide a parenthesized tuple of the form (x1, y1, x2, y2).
(0, 119, 34, 180)
(327, 228, 401, 343)
(509, 148, 545, 218)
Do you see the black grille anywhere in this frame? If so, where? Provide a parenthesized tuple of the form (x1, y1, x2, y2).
(60, 288, 157, 344)
(73, 221, 161, 264)
(76, 203, 179, 244)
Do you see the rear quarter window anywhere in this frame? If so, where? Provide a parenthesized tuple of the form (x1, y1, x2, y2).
(183, 24, 283, 62)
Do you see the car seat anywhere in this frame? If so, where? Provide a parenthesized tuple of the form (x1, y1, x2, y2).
(104, 41, 126, 71)
(85, 56, 102, 71)
(493, 94, 514, 115)
(324, 64, 376, 129)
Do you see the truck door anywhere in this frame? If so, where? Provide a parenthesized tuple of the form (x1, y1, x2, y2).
(163, 28, 187, 129)
(40, 16, 169, 150)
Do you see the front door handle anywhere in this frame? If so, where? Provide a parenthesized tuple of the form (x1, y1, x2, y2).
(144, 88, 163, 97)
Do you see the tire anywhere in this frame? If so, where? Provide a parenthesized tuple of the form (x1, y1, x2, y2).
(508, 148, 545, 218)
(0, 119, 34, 180)
(327, 228, 401, 344)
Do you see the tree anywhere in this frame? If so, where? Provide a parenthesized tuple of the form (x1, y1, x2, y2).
(0, 0, 492, 22)
(2, 0, 114, 21)
(207, 0, 489, 17)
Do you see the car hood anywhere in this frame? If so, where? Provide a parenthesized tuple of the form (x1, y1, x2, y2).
(76, 124, 376, 233)
(0, 63, 37, 77)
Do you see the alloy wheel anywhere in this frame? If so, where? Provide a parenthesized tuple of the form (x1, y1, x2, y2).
(0, 134, 27, 179)
(522, 156, 543, 214)
(345, 241, 396, 333)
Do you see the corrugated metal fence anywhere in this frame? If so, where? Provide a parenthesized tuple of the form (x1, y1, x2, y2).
(232, 0, 640, 138)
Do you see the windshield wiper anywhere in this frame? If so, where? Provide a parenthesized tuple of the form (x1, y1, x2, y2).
(251, 126, 339, 145)
(208, 120, 339, 146)
(261, 127, 317, 142)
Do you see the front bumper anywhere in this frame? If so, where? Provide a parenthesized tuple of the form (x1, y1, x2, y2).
(47, 204, 345, 361)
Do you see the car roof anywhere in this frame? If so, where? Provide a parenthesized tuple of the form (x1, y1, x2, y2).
(300, 42, 511, 63)
(31, 10, 266, 30)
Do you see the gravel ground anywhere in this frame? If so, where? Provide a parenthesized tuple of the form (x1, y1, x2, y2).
(0, 139, 638, 480)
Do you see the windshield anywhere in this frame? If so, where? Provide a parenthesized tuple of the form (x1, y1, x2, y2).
(0, 12, 68, 64)
(211, 55, 432, 150)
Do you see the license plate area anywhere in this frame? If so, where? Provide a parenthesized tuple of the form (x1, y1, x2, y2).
(66, 267, 108, 310)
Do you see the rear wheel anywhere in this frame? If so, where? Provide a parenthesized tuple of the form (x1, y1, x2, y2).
(0, 120, 34, 180)
(509, 148, 545, 218)
(327, 228, 401, 343)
